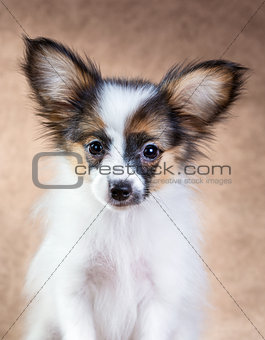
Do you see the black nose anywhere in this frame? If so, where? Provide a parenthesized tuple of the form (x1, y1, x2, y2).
(110, 182, 132, 201)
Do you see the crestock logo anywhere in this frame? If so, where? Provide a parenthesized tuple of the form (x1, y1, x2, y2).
(32, 151, 84, 189)
(32, 151, 232, 189)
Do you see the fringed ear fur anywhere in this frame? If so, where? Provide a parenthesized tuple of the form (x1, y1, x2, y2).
(23, 37, 101, 107)
(160, 60, 247, 135)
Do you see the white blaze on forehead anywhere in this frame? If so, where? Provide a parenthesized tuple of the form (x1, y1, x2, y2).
(98, 82, 156, 134)
(95, 82, 156, 196)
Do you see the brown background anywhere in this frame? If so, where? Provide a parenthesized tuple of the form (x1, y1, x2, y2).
(0, 0, 264, 339)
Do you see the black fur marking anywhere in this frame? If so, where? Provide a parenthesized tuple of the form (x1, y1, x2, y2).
(104, 77, 154, 91)
(82, 131, 112, 148)
(124, 132, 161, 196)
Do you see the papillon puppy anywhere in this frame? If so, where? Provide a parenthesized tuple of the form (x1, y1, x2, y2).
(23, 37, 246, 340)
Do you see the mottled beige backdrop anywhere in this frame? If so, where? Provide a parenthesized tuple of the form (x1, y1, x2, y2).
(0, 0, 264, 339)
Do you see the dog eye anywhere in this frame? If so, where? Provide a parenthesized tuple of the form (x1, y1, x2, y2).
(143, 144, 159, 160)
(88, 140, 104, 156)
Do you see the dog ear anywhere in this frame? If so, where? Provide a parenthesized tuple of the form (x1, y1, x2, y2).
(160, 60, 247, 135)
(22, 36, 101, 108)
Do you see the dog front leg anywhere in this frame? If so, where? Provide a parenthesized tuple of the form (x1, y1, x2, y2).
(136, 299, 176, 340)
(56, 285, 96, 340)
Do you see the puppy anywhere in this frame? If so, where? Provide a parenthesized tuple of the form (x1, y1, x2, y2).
(23, 37, 246, 340)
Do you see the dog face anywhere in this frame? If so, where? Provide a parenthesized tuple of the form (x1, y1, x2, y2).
(23, 37, 246, 208)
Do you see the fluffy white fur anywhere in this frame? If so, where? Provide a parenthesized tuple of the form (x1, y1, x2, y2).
(24, 84, 206, 340)
(25, 171, 206, 340)
(99, 83, 156, 134)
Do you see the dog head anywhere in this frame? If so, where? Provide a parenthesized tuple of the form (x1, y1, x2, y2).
(23, 37, 246, 208)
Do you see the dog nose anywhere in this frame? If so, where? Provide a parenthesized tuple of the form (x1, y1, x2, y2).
(110, 182, 132, 201)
